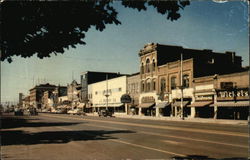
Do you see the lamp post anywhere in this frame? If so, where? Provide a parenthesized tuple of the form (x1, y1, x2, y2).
(105, 74, 109, 110)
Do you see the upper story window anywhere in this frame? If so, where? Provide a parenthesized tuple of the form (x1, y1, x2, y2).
(118, 88, 122, 92)
(160, 78, 166, 92)
(152, 79, 156, 91)
(146, 80, 151, 92)
(141, 81, 145, 92)
(170, 76, 177, 90)
(152, 59, 156, 71)
(146, 59, 150, 73)
(183, 74, 189, 88)
(141, 63, 144, 74)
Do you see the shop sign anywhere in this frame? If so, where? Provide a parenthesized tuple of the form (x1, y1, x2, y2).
(120, 94, 132, 103)
(141, 96, 155, 103)
(217, 88, 249, 100)
(195, 95, 213, 101)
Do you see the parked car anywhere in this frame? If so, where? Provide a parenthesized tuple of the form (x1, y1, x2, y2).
(55, 108, 67, 114)
(14, 108, 24, 116)
(41, 108, 50, 113)
(28, 108, 38, 116)
(98, 109, 113, 117)
(68, 108, 85, 115)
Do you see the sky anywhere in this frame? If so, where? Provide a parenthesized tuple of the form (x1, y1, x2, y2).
(1, 1, 249, 103)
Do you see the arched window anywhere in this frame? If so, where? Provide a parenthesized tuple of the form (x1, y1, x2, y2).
(171, 76, 177, 90)
(183, 74, 189, 88)
(152, 59, 156, 71)
(141, 63, 144, 74)
(141, 81, 145, 92)
(146, 59, 150, 73)
(152, 79, 156, 91)
(146, 80, 151, 92)
(160, 78, 166, 92)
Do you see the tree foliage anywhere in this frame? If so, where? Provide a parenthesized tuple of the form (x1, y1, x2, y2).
(0, 1, 190, 63)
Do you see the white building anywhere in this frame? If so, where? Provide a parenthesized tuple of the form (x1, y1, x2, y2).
(90, 76, 127, 115)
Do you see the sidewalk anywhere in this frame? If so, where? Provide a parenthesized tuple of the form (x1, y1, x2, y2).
(85, 113, 248, 125)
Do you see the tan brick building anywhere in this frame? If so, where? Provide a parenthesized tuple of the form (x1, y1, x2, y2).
(138, 43, 245, 118)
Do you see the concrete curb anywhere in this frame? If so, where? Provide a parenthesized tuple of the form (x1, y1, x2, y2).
(86, 113, 247, 125)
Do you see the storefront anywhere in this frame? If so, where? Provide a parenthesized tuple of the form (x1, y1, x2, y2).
(213, 88, 249, 120)
(138, 96, 156, 116)
(171, 100, 191, 117)
(154, 102, 171, 116)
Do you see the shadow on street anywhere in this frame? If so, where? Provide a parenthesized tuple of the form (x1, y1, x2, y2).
(1, 114, 80, 129)
(172, 155, 247, 160)
(1, 129, 135, 146)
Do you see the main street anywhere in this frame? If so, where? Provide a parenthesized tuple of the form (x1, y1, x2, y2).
(1, 113, 248, 160)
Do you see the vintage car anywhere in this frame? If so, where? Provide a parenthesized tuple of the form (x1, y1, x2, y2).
(98, 109, 113, 117)
(14, 108, 24, 116)
(28, 108, 38, 116)
(67, 108, 86, 115)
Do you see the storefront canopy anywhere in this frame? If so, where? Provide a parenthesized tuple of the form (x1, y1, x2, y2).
(137, 103, 155, 108)
(172, 101, 189, 107)
(153, 102, 170, 108)
(93, 104, 123, 108)
(210, 101, 249, 107)
(77, 103, 85, 108)
(187, 101, 213, 107)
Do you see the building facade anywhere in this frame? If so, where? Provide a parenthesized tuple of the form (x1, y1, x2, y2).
(127, 72, 140, 115)
(192, 70, 249, 120)
(29, 83, 57, 109)
(138, 43, 245, 117)
(90, 76, 127, 114)
(67, 80, 81, 108)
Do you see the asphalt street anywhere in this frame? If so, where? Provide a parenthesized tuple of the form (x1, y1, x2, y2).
(1, 113, 248, 160)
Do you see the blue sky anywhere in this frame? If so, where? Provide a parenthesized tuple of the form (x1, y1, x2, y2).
(1, 1, 249, 103)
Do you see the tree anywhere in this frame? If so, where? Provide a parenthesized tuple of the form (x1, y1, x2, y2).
(0, 0, 190, 63)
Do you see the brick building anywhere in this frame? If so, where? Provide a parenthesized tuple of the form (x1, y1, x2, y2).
(138, 43, 245, 117)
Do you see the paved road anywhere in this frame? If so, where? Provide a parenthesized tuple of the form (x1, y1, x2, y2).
(1, 113, 248, 160)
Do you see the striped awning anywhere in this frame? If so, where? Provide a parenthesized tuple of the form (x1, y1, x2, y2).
(154, 102, 170, 108)
(187, 101, 213, 107)
(137, 103, 155, 108)
(172, 101, 189, 107)
(210, 101, 249, 107)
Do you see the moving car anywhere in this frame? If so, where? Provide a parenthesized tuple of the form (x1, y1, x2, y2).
(98, 109, 113, 117)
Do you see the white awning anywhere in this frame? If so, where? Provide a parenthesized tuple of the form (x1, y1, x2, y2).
(154, 102, 170, 108)
(187, 101, 213, 107)
(210, 101, 249, 107)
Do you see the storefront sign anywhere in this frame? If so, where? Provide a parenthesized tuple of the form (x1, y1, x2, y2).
(217, 88, 249, 100)
(120, 94, 132, 103)
(141, 96, 155, 103)
(195, 95, 213, 101)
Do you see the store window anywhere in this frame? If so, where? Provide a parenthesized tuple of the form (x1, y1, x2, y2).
(171, 76, 177, 90)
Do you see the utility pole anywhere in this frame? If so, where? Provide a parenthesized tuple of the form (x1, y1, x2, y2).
(105, 74, 109, 110)
(180, 53, 184, 120)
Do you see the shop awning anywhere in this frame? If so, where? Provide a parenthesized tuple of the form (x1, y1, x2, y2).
(172, 101, 189, 107)
(153, 102, 170, 108)
(210, 101, 249, 107)
(77, 103, 85, 108)
(137, 103, 155, 108)
(92, 104, 123, 108)
(187, 101, 213, 107)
